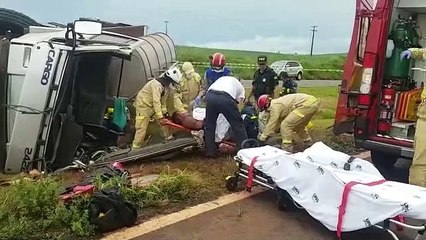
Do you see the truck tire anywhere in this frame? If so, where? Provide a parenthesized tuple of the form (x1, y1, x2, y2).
(371, 150, 398, 168)
(0, 8, 42, 36)
(371, 150, 400, 182)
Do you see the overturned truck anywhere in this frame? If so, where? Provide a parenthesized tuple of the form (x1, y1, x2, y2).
(0, 16, 198, 174)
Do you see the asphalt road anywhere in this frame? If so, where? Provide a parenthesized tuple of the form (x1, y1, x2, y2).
(242, 79, 341, 88)
(131, 154, 423, 240)
(134, 190, 420, 240)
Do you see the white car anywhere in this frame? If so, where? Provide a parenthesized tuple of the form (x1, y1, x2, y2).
(270, 60, 304, 81)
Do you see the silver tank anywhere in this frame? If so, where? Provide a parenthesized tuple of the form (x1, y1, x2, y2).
(106, 32, 177, 98)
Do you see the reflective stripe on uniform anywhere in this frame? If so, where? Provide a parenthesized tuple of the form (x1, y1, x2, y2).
(303, 96, 318, 106)
(282, 139, 292, 144)
(422, 88, 426, 99)
(292, 109, 305, 118)
(307, 121, 314, 130)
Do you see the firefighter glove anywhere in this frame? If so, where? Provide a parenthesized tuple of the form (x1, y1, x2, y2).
(401, 50, 412, 60)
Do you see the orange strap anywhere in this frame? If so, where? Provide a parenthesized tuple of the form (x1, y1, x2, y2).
(246, 156, 259, 192)
(336, 179, 386, 239)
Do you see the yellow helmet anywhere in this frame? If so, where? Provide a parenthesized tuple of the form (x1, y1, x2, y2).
(182, 62, 195, 75)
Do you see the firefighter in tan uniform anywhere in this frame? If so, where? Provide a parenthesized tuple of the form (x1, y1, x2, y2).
(256, 93, 319, 151)
(179, 62, 204, 110)
(132, 67, 183, 149)
(401, 48, 426, 186)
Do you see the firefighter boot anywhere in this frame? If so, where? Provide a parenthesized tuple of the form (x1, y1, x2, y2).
(281, 143, 294, 153)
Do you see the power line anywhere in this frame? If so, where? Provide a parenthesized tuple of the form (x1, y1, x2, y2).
(310, 25, 318, 56)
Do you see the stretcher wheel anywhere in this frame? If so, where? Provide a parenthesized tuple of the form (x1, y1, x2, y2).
(277, 190, 295, 212)
(241, 139, 260, 149)
(225, 176, 238, 192)
(277, 196, 288, 211)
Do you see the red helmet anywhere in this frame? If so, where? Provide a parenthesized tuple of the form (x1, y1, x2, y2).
(257, 95, 271, 111)
(210, 52, 226, 70)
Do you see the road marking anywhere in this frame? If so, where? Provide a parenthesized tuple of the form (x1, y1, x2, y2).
(103, 188, 265, 240)
(103, 151, 370, 240)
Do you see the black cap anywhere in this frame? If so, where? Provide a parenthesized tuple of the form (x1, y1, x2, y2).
(257, 55, 267, 64)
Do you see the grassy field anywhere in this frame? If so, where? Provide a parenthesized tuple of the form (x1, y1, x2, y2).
(176, 46, 346, 80)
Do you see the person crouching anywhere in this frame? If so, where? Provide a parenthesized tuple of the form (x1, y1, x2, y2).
(204, 76, 248, 158)
(132, 67, 182, 149)
(257, 93, 319, 152)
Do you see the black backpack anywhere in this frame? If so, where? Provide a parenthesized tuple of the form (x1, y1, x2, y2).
(89, 187, 138, 233)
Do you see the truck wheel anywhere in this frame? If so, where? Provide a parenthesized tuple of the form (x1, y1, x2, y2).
(371, 150, 399, 181)
(225, 176, 238, 192)
(296, 72, 302, 81)
(371, 150, 398, 168)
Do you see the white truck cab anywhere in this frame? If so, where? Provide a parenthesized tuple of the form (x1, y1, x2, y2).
(0, 21, 177, 173)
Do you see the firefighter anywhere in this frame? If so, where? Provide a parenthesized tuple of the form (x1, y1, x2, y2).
(401, 48, 426, 187)
(132, 67, 182, 149)
(180, 62, 204, 110)
(279, 72, 298, 96)
(277, 75, 314, 131)
(204, 76, 248, 158)
(250, 56, 279, 102)
(257, 93, 319, 151)
(204, 52, 232, 89)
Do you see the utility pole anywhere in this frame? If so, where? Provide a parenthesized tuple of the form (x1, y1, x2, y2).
(310, 25, 318, 56)
(164, 20, 169, 34)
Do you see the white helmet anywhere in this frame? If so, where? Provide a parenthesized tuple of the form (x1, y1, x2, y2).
(165, 67, 182, 84)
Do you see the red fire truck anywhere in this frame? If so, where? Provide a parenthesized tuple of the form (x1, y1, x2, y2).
(334, 0, 426, 182)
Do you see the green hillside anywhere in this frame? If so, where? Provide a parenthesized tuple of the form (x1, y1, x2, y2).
(176, 46, 347, 80)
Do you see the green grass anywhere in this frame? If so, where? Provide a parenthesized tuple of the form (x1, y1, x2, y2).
(299, 86, 339, 121)
(0, 169, 204, 240)
(176, 46, 346, 80)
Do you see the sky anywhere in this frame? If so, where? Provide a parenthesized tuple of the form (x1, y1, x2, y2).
(1, 0, 356, 54)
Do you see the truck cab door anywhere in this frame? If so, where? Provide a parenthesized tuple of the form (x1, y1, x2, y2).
(333, 0, 380, 135)
(0, 39, 9, 171)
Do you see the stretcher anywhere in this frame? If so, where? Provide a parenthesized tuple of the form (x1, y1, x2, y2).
(226, 140, 426, 240)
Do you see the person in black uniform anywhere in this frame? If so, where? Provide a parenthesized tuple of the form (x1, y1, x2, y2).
(279, 72, 298, 96)
(250, 56, 279, 102)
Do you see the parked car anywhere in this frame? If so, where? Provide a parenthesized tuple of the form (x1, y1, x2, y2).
(270, 60, 304, 81)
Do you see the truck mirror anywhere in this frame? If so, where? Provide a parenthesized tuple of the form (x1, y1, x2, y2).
(74, 20, 102, 35)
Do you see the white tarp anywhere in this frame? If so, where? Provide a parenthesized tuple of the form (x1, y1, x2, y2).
(237, 142, 426, 232)
(192, 107, 230, 142)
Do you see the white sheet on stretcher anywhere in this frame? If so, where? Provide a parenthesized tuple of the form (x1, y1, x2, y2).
(237, 142, 426, 232)
(193, 107, 230, 143)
